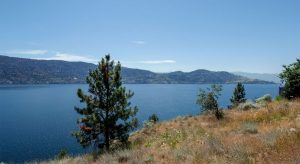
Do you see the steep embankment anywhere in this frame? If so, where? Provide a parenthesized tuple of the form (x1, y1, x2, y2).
(45, 100, 300, 163)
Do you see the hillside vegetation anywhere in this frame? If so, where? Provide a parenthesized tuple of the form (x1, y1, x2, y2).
(0, 55, 271, 84)
(42, 100, 300, 164)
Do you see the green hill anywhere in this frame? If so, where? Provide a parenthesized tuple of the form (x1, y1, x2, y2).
(0, 55, 272, 84)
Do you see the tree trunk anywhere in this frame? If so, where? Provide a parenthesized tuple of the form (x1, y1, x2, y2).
(105, 129, 110, 151)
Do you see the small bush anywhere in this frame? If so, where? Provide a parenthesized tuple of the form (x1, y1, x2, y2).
(241, 121, 258, 134)
(161, 129, 186, 149)
(215, 109, 224, 120)
(274, 95, 284, 102)
(116, 150, 130, 163)
(174, 148, 189, 161)
(196, 127, 206, 137)
(143, 114, 160, 129)
(143, 120, 155, 128)
(238, 101, 258, 111)
(56, 149, 68, 160)
(259, 130, 281, 147)
(145, 154, 154, 163)
(255, 94, 272, 104)
(275, 102, 289, 111)
(148, 114, 159, 124)
(131, 137, 143, 148)
(197, 84, 223, 120)
(228, 143, 252, 163)
(206, 136, 224, 155)
(254, 106, 290, 123)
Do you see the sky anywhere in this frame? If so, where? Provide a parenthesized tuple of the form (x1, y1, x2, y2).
(0, 0, 299, 73)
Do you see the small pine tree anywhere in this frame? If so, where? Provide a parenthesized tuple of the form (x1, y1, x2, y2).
(56, 149, 68, 160)
(230, 82, 246, 107)
(148, 114, 159, 124)
(279, 59, 300, 99)
(73, 54, 138, 153)
(197, 84, 224, 120)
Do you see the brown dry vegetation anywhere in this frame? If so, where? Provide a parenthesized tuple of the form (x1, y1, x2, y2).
(42, 100, 300, 164)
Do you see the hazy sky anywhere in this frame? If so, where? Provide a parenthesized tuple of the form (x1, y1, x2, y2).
(0, 0, 299, 73)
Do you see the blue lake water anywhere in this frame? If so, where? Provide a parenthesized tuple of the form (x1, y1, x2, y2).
(0, 84, 279, 162)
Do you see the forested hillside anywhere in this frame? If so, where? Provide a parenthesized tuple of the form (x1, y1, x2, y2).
(0, 55, 272, 84)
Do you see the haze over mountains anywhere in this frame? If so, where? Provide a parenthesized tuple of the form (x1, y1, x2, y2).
(232, 72, 281, 83)
(0, 55, 273, 84)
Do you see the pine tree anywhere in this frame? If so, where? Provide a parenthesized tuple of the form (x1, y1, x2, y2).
(230, 82, 246, 107)
(73, 55, 138, 152)
(148, 113, 159, 124)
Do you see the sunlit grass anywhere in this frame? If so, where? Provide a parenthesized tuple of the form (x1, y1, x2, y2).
(43, 100, 300, 163)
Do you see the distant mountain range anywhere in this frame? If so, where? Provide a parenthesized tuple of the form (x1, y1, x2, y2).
(232, 72, 281, 83)
(0, 55, 273, 84)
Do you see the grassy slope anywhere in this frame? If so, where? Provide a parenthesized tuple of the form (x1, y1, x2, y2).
(44, 100, 300, 164)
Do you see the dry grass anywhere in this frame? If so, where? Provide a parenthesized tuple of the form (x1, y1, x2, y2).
(45, 100, 300, 164)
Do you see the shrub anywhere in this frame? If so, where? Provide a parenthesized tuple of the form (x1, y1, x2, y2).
(259, 130, 281, 147)
(237, 101, 258, 111)
(161, 129, 186, 149)
(255, 94, 272, 104)
(274, 95, 284, 101)
(145, 154, 154, 163)
(241, 121, 258, 134)
(196, 127, 206, 137)
(116, 150, 131, 163)
(174, 148, 189, 161)
(215, 109, 224, 120)
(148, 114, 159, 124)
(143, 120, 154, 128)
(228, 143, 252, 163)
(56, 149, 68, 160)
(143, 114, 159, 129)
(206, 135, 224, 155)
(197, 84, 224, 120)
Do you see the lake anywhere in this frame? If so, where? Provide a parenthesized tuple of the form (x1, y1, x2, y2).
(0, 84, 279, 162)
